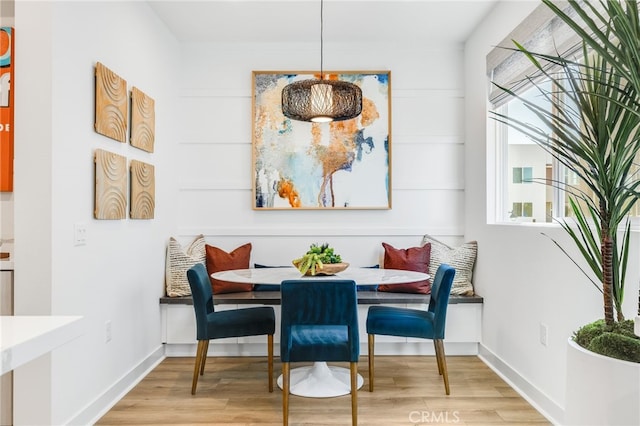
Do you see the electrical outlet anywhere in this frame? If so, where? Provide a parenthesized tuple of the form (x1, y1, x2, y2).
(74, 223, 87, 246)
(105, 320, 112, 343)
(539, 323, 548, 346)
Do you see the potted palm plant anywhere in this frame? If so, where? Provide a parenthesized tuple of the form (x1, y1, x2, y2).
(545, 0, 640, 338)
(493, 0, 640, 361)
(492, 0, 640, 424)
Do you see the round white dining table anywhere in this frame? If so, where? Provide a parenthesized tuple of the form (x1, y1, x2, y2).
(211, 266, 430, 398)
(211, 266, 429, 287)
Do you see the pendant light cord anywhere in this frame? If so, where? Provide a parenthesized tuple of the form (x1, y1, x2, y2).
(320, 0, 324, 80)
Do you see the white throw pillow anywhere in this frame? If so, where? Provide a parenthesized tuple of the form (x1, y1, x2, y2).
(165, 235, 206, 297)
(421, 235, 477, 296)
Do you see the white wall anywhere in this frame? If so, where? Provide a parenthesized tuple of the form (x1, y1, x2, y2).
(9, 1, 468, 423)
(13, 1, 179, 424)
(175, 40, 467, 261)
(465, 1, 640, 424)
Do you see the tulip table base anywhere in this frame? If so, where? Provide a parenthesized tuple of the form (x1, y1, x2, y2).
(277, 361, 364, 397)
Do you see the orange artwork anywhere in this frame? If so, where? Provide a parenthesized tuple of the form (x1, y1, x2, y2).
(252, 71, 391, 210)
(0, 27, 14, 192)
(277, 178, 301, 208)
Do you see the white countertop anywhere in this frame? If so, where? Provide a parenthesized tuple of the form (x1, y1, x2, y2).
(0, 315, 84, 375)
(0, 260, 13, 271)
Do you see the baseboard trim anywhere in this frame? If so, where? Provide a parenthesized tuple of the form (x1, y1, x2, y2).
(478, 344, 562, 425)
(67, 345, 165, 425)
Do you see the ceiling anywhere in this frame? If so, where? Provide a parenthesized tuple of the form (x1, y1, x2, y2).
(147, 0, 498, 44)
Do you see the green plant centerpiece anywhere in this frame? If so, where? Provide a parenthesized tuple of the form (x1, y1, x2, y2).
(492, 0, 640, 362)
(293, 243, 348, 276)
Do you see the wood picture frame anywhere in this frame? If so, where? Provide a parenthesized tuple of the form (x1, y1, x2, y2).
(252, 71, 391, 210)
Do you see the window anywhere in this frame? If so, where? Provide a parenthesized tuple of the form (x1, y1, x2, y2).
(513, 167, 533, 184)
(495, 81, 557, 223)
(487, 3, 605, 225)
(511, 202, 533, 218)
(488, 3, 640, 225)
(494, 74, 640, 223)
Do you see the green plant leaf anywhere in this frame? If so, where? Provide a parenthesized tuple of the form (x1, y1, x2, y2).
(491, 0, 640, 325)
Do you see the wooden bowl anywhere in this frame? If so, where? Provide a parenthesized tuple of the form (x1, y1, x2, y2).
(293, 261, 350, 276)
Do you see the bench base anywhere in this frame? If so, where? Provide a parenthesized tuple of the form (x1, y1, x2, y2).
(160, 291, 483, 356)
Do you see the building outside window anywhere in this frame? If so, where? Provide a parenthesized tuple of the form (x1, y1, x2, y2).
(493, 74, 640, 223)
(495, 80, 556, 223)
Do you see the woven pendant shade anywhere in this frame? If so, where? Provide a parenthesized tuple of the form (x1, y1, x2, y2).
(282, 78, 363, 123)
(281, 0, 362, 123)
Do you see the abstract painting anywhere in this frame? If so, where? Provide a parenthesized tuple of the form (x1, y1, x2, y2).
(130, 87, 155, 153)
(252, 71, 391, 210)
(95, 62, 127, 143)
(0, 27, 14, 191)
(130, 160, 155, 219)
(94, 149, 127, 220)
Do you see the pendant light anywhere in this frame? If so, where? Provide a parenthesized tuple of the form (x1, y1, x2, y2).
(281, 0, 362, 123)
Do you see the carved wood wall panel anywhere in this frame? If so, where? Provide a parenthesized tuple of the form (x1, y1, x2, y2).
(130, 87, 155, 152)
(130, 160, 155, 219)
(95, 62, 128, 143)
(94, 149, 127, 220)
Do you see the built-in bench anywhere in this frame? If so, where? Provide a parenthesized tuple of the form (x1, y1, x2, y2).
(160, 291, 483, 357)
(159, 291, 483, 305)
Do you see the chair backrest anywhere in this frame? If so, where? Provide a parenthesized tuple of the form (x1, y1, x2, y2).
(187, 263, 215, 340)
(280, 280, 359, 361)
(427, 264, 456, 339)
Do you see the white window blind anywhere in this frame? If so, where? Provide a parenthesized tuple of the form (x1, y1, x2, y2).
(487, 1, 597, 106)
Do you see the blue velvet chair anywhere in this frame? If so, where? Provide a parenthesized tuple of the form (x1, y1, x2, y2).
(186, 263, 275, 395)
(366, 263, 456, 394)
(280, 280, 359, 426)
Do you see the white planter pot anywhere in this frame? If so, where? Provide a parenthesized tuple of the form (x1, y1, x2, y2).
(565, 338, 640, 426)
(635, 316, 640, 337)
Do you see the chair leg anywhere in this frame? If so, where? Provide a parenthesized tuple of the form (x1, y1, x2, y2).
(368, 334, 375, 392)
(433, 339, 443, 375)
(350, 361, 358, 426)
(200, 340, 209, 376)
(191, 340, 207, 395)
(434, 339, 450, 395)
(282, 362, 290, 426)
(268, 334, 274, 392)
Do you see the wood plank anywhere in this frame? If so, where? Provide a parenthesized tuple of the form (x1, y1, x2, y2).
(96, 356, 550, 425)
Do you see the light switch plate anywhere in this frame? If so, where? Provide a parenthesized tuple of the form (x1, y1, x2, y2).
(74, 223, 87, 246)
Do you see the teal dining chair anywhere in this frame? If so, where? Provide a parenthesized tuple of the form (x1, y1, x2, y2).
(366, 263, 456, 394)
(186, 263, 276, 395)
(280, 279, 360, 426)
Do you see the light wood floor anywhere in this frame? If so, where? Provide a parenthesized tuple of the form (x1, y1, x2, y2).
(97, 356, 550, 425)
